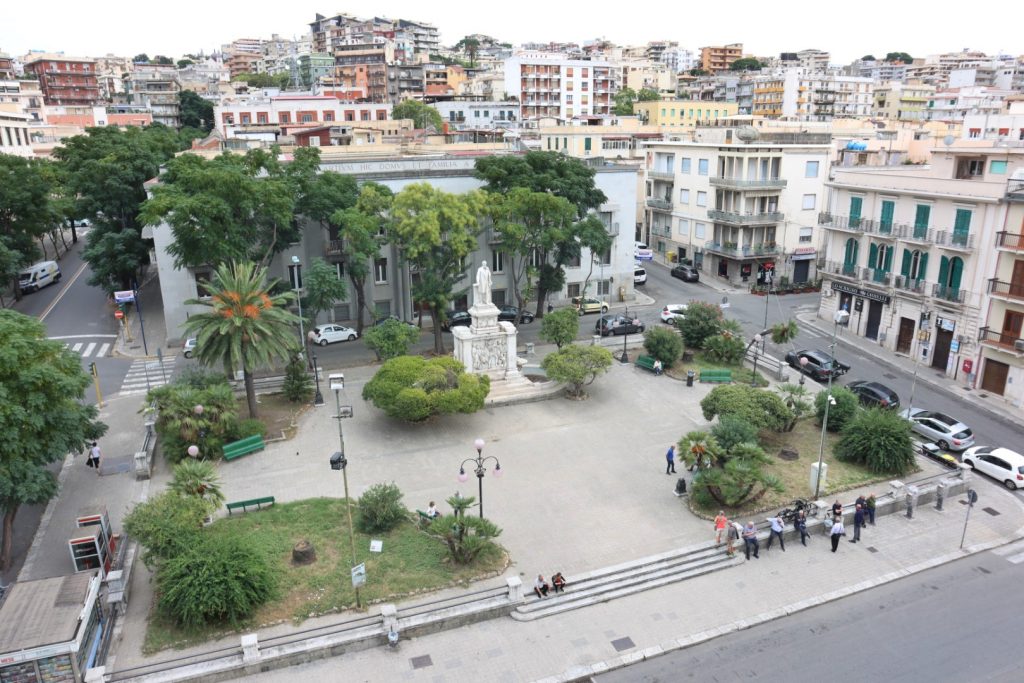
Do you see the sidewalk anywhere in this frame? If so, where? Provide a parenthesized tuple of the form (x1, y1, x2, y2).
(113, 266, 169, 361)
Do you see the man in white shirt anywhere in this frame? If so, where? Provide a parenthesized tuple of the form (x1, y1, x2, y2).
(87, 441, 101, 474)
(830, 518, 845, 553)
(766, 513, 785, 552)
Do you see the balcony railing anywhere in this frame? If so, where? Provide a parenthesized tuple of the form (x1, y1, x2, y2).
(821, 260, 858, 278)
(978, 327, 1024, 351)
(936, 231, 974, 250)
(893, 275, 928, 295)
(325, 239, 344, 256)
(932, 284, 966, 303)
(651, 224, 672, 238)
(996, 232, 1024, 251)
(648, 169, 674, 181)
(708, 176, 787, 190)
(819, 213, 937, 243)
(989, 279, 1024, 300)
(707, 209, 785, 226)
(705, 242, 780, 258)
(646, 197, 673, 211)
(861, 267, 893, 285)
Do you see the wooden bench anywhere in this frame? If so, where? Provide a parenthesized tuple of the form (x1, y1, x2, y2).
(223, 434, 265, 461)
(635, 355, 660, 373)
(699, 369, 733, 384)
(226, 496, 275, 514)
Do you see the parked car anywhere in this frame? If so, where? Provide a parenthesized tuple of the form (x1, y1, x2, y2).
(670, 264, 699, 282)
(596, 314, 645, 336)
(962, 446, 1024, 489)
(498, 306, 534, 324)
(183, 337, 197, 359)
(572, 297, 609, 316)
(898, 408, 975, 452)
(660, 304, 688, 324)
(634, 266, 647, 285)
(441, 310, 472, 331)
(784, 349, 851, 381)
(846, 380, 900, 410)
(311, 324, 359, 345)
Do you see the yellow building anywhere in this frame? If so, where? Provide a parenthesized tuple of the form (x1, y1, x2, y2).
(634, 100, 739, 127)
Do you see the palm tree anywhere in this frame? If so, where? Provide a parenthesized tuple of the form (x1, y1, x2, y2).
(170, 460, 226, 514)
(183, 261, 299, 419)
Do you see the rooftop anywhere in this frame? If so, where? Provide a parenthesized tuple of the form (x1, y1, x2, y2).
(0, 574, 95, 654)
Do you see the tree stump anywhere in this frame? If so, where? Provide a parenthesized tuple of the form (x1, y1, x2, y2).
(292, 540, 317, 565)
(778, 448, 799, 461)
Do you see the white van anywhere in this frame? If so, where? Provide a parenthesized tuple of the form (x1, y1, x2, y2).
(18, 261, 61, 293)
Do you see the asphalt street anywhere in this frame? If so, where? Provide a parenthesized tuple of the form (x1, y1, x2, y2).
(595, 541, 1024, 682)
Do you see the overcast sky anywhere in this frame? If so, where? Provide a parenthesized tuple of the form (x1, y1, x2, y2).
(2, 1, 1019, 64)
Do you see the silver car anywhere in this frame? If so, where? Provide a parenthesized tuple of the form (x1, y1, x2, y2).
(899, 408, 975, 452)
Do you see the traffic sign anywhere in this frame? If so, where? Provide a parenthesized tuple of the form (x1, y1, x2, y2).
(113, 290, 135, 304)
(114, 310, 124, 320)
(351, 563, 366, 587)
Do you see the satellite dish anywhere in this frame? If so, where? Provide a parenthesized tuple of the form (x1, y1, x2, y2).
(943, 135, 955, 147)
(736, 126, 759, 142)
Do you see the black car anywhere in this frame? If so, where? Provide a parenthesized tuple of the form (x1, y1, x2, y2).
(441, 310, 472, 331)
(596, 314, 645, 337)
(671, 264, 700, 282)
(847, 380, 900, 409)
(498, 306, 535, 324)
(784, 348, 851, 381)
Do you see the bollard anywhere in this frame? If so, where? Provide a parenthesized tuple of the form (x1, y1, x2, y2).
(241, 634, 260, 663)
(686, 370, 695, 387)
(935, 482, 946, 511)
(905, 492, 914, 519)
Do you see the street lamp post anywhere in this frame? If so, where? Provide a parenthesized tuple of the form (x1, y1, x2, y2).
(620, 305, 631, 363)
(328, 373, 359, 608)
(311, 352, 324, 407)
(458, 438, 502, 519)
(751, 333, 763, 387)
(291, 256, 307, 367)
(813, 309, 850, 500)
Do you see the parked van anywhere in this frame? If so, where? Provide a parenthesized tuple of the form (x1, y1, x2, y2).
(18, 261, 61, 293)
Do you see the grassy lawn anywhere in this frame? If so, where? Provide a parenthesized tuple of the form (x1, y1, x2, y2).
(689, 418, 910, 518)
(665, 351, 768, 387)
(143, 498, 507, 653)
(241, 392, 308, 439)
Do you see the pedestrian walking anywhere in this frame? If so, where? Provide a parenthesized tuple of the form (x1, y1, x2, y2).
(866, 494, 877, 525)
(765, 513, 786, 552)
(850, 505, 865, 543)
(87, 441, 101, 473)
(665, 445, 676, 475)
(727, 520, 742, 557)
(830, 518, 845, 553)
(855, 495, 867, 520)
(795, 509, 810, 546)
(742, 521, 759, 560)
(714, 511, 728, 545)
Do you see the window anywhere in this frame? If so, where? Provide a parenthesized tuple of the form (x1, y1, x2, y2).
(474, 110, 480, 118)
(696, 191, 707, 207)
(300, 113, 313, 123)
(567, 252, 581, 268)
(953, 208, 972, 244)
(323, 110, 335, 122)
(240, 113, 251, 124)
(805, 160, 820, 178)
(279, 112, 290, 124)
(491, 250, 504, 273)
(849, 196, 863, 227)
(598, 247, 611, 265)
(802, 194, 816, 210)
(679, 189, 690, 204)
(597, 280, 611, 296)
(567, 283, 581, 298)
(697, 159, 709, 176)
(679, 218, 690, 236)
(681, 158, 691, 174)
(334, 262, 345, 280)
(799, 227, 813, 243)
(288, 264, 303, 290)
(584, 137, 592, 153)
(991, 160, 1008, 174)
(528, 249, 543, 268)
(661, 108, 666, 117)
(193, 268, 214, 298)
(694, 222, 706, 239)
(374, 258, 388, 284)
(900, 248, 928, 281)
(968, 128, 981, 138)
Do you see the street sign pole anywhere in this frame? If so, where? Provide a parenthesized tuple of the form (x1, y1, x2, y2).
(960, 489, 978, 549)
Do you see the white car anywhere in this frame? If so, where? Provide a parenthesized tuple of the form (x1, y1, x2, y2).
(634, 266, 647, 285)
(660, 304, 688, 324)
(183, 337, 197, 358)
(312, 324, 358, 345)
(898, 408, 975, 452)
(962, 447, 1024, 490)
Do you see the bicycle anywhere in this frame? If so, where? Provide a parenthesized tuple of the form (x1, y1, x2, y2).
(778, 499, 809, 524)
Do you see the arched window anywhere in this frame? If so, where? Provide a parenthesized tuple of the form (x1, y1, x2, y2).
(937, 255, 964, 299)
(900, 249, 928, 281)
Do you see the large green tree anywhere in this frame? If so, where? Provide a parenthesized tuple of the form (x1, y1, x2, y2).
(541, 344, 613, 399)
(178, 90, 215, 132)
(182, 261, 300, 419)
(389, 183, 487, 354)
(330, 182, 392, 332)
(302, 257, 347, 326)
(391, 99, 443, 131)
(0, 311, 107, 568)
(730, 57, 763, 71)
(0, 155, 52, 299)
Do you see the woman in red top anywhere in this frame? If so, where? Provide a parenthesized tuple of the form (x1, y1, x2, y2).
(714, 511, 728, 545)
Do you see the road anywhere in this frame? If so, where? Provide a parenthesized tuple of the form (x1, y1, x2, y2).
(596, 542, 1024, 682)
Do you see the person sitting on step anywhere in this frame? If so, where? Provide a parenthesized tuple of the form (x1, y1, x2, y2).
(551, 572, 567, 593)
(534, 574, 550, 598)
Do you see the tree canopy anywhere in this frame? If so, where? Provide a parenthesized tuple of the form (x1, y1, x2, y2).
(730, 57, 763, 71)
(0, 155, 55, 298)
(391, 99, 444, 131)
(541, 344, 613, 399)
(884, 52, 913, 64)
(329, 182, 391, 331)
(362, 356, 490, 421)
(178, 90, 214, 132)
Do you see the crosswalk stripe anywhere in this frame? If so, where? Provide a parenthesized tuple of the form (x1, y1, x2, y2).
(1006, 551, 1024, 564)
(992, 539, 1024, 556)
(97, 343, 110, 357)
(118, 357, 176, 397)
(72, 342, 83, 352)
(83, 342, 96, 357)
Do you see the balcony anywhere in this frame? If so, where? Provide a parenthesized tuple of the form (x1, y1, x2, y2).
(861, 267, 893, 286)
(709, 176, 787, 190)
(707, 209, 785, 226)
(978, 327, 1024, 353)
(996, 232, 1024, 251)
(821, 260, 858, 279)
(324, 239, 344, 257)
(989, 279, 1024, 301)
(705, 242, 781, 259)
(932, 284, 966, 304)
(648, 169, 674, 181)
(935, 231, 974, 251)
(651, 224, 672, 238)
(893, 275, 928, 295)
(646, 197, 673, 211)
(818, 212, 874, 233)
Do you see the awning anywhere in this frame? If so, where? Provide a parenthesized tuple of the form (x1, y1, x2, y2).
(791, 249, 817, 261)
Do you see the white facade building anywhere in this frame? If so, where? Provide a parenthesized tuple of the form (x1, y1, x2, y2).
(432, 101, 519, 129)
(503, 52, 619, 120)
(0, 103, 32, 156)
(214, 90, 391, 138)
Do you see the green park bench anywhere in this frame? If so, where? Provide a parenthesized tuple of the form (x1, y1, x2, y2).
(635, 355, 659, 373)
(226, 496, 275, 514)
(699, 369, 733, 384)
(223, 434, 265, 461)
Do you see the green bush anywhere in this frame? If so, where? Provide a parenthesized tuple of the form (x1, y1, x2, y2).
(711, 415, 758, 451)
(541, 344, 614, 399)
(157, 535, 276, 628)
(836, 408, 916, 475)
(281, 355, 312, 403)
(702, 331, 746, 364)
(362, 356, 489, 421)
(123, 492, 209, 569)
(428, 494, 502, 564)
(642, 326, 683, 365)
(538, 308, 580, 349)
(357, 482, 407, 533)
(814, 386, 859, 432)
(676, 300, 724, 348)
(147, 381, 237, 462)
(233, 418, 267, 440)
(169, 460, 225, 514)
(700, 384, 793, 432)
(363, 318, 421, 360)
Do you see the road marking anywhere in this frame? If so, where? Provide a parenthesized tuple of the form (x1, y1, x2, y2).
(1006, 551, 1024, 564)
(97, 343, 110, 357)
(118, 356, 176, 396)
(71, 342, 83, 353)
(38, 260, 89, 322)
(48, 334, 118, 340)
(991, 538, 1024, 556)
(82, 342, 96, 357)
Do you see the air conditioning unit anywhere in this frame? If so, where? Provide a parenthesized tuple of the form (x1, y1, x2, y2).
(1014, 339, 1024, 352)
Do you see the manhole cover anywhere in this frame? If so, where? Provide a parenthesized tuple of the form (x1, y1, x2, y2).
(867, 546, 879, 553)
(410, 655, 433, 669)
(778, 448, 799, 461)
(978, 393, 989, 399)
(611, 637, 635, 652)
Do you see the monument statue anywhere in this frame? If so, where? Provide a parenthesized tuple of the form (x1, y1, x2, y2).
(474, 260, 492, 306)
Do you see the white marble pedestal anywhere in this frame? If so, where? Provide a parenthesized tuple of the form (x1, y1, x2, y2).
(452, 302, 520, 380)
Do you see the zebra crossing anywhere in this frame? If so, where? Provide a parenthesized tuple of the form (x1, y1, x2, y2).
(119, 356, 177, 397)
(53, 335, 118, 358)
(991, 538, 1024, 565)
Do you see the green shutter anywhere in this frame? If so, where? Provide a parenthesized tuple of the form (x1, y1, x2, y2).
(917, 252, 928, 281)
(880, 200, 895, 232)
(953, 209, 971, 245)
(914, 204, 930, 234)
(949, 256, 963, 291)
(900, 249, 912, 277)
(849, 196, 863, 226)
(883, 245, 893, 272)
(938, 255, 949, 286)
(869, 242, 879, 268)
(584, 137, 592, 151)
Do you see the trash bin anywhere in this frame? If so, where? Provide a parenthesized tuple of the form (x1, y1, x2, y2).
(686, 370, 695, 387)
(525, 342, 535, 356)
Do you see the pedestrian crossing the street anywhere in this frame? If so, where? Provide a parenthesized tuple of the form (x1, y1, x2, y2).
(119, 356, 177, 397)
(991, 538, 1024, 564)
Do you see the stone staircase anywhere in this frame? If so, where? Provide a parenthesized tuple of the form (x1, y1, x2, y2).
(511, 542, 742, 622)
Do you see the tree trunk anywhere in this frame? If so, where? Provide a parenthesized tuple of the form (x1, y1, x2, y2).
(11, 275, 22, 302)
(1, 505, 18, 570)
(431, 303, 446, 355)
(534, 286, 548, 319)
(243, 368, 259, 419)
(348, 273, 369, 335)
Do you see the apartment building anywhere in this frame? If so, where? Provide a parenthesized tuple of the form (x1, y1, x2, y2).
(752, 71, 873, 120)
(926, 86, 1011, 123)
(873, 82, 936, 121)
(433, 101, 518, 129)
(621, 60, 677, 96)
(539, 119, 662, 158)
(0, 54, 15, 79)
(223, 39, 265, 79)
(23, 54, 100, 106)
(700, 44, 743, 72)
(125, 63, 180, 128)
(855, 60, 909, 82)
(816, 146, 1024, 381)
(0, 103, 32, 156)
(503, 52, 618, 120)
(642, 128, 831, 286)
(214, 92, 390, 138)
(635, 100, 739, 127)
(961, 97, 1024, 141)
